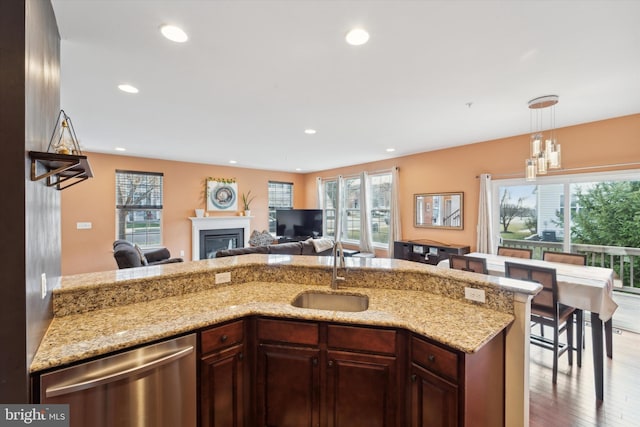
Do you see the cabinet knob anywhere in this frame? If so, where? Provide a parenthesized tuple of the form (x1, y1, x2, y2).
(312, 357, 318, 366)
(328, 360, 334, 367)
(411, 374, 417, 382)
(238, 352, 243, 360)
(428, 354, 436, 363)
(220, 335, 228, 342)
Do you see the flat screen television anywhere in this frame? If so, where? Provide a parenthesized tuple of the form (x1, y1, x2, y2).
(275, 209, 323, 239)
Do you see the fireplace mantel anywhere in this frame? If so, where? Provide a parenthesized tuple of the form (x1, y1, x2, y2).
(190, 216, 252, 261)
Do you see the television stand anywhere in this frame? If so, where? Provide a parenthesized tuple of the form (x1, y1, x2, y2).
(394, 239, 470, 265)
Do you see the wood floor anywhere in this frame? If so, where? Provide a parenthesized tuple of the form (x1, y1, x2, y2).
(529, 324, 640, 427)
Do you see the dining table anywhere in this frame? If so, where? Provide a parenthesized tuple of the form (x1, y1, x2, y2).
(439, 252, 618, 400)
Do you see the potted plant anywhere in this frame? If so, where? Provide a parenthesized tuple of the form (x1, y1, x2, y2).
(241, 190, 256, 216)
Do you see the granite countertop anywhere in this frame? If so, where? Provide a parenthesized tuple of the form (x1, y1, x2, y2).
(32, 280, 513, 373)
(32, 255, 542, 373)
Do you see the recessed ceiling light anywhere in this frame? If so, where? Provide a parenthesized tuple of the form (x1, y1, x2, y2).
(118, 84, 139, 94)
(160, 24, 188, 43)
(295, 168, 302, 171)
(229, 160, 237, 164)
(345, 28, 369, 46)
(304, 129, 317, 135)
(386, 148, 396, 153)
(115, 147, 126, 152)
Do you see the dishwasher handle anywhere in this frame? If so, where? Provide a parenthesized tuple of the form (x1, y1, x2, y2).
(45, 344, 194, 398)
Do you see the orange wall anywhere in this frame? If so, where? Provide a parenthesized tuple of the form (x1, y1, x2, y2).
(61, 154, 306, 274)
(62, 114, 639, 274)
(302, 114, 640, 254)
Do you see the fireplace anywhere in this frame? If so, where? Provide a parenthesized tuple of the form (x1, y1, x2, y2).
(189, 216, 252, 261)
(200, 228, 243, 259)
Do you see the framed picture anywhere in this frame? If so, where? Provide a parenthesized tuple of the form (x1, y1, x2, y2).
(414, 192, 464, 230)
(206, 179, 238, 211)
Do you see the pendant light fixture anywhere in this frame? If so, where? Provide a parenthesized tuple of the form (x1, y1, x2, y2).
(526, 95, 561, 181)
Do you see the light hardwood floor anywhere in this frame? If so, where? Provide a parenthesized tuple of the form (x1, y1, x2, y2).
(529, 323, 640, 427)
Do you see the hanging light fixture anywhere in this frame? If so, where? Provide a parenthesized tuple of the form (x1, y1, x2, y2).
(526, 95, 561, 181)
(47, 110, 83, 156)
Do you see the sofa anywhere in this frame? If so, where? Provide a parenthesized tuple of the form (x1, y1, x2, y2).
(215, 239, 334, 258)
(113, 240, 184, 269)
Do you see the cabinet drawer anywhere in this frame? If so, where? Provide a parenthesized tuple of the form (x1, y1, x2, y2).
(201, 320, 244, 354)
(257, 318, 319, 346)
(412, 336, 458, 383)
(327, 325, 396, 355)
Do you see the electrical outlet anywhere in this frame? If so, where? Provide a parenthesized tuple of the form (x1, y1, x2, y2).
(76, 222, 92, 229)
(41, 273, 47, 299)
(180, 250, 185, 257)
(465, 287, 485, 303)
(215, 272, 231, 284)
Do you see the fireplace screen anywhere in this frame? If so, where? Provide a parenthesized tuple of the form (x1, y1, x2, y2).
(200, 228, 244, 259)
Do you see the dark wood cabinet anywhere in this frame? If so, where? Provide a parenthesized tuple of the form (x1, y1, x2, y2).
(256, 344, 321, 427)
(256, 318, 403, 427)
(394, 240, 470, 265)
(200, 320, 246, 427)
(256, 318, 321, 427)
(199, 317, 504, 427)
(409, 333, 504, 427)
(326, 351, 397, 427)
(410, 364, 458, 427)
(326, 324, 401, 427)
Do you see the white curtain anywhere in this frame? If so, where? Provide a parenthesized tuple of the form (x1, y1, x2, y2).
(336, 175, 345, 241)
(388, 167, 401, 257)
(316, 177, 326, 238)
(316, 177, 324, 209)
(476, 173, 495, 254)
(359, 171, 374, 253)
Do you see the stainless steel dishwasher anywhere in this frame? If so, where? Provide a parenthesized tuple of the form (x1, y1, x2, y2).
(39, 333, 196, 427)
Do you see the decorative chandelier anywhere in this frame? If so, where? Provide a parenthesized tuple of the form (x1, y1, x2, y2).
(526, 95, 561, 181)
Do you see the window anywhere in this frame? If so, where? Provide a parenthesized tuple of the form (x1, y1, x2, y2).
(370, 173, 392, 244)
(323, 180, 338, 238)
(268, 181, 293, 233)
(344, 177, 361, 240)
(321, 172, 392, 246)
(492, 170, 640, 289)
(116, 170, 163, 247)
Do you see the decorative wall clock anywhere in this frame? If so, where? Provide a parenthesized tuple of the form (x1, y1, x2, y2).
(206, 178, 238, 211)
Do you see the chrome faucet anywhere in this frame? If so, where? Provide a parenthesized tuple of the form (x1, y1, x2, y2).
(331, 240, 346, 289)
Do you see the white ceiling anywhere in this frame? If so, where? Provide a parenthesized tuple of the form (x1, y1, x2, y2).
(51, 0, 640, 173)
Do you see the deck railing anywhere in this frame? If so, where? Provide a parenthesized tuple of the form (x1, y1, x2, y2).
(501, 239, 640, 292)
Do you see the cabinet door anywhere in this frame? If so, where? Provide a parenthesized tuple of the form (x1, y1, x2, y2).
(326, 350, 398, 427)
(256, 344, 320, 427)
(410, 364, 457, 427)
(200, 343, 244, 427)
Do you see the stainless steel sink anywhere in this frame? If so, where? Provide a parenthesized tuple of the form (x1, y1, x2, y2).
(291, 292, 369, 312)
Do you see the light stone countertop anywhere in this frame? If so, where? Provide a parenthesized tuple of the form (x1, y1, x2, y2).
(32, 255, 539, 373)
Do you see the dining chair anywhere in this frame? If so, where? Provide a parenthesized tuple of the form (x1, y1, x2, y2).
(497, 246, 533, 259)
(449, 254, 488, 274)
(542, 250, 587, 266)
(542, 250, 587, 365)
(505, 261, 579, 384)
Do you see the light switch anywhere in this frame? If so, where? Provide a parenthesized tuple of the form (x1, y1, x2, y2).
(76, 222, 92, 229)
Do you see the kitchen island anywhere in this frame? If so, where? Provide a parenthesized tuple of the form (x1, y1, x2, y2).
(31, 255, 540, 426)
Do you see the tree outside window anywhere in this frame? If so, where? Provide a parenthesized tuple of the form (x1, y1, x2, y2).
(116, 170, 163, 247)
(495, 173, 640, 288)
